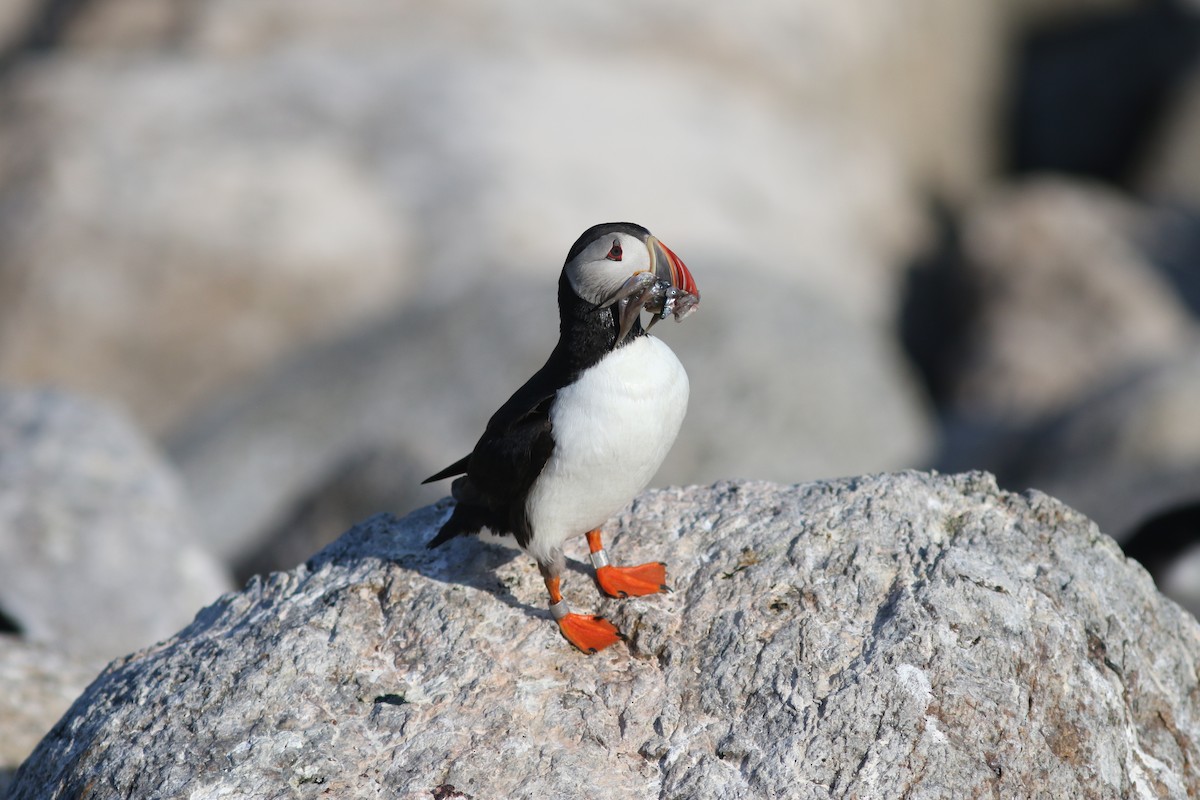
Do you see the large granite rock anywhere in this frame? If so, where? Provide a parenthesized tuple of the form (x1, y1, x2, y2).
(914, 179, 1199, 499)
(11, 472, 1199, 798)
(0, 389, 231, 663)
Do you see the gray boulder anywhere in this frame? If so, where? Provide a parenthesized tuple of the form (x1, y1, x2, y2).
(1005, 345, 1200, 541)
(0, 389, 231, 663)
(946, 177, 1196, 422)
(10, 472, 1199, 798)
(0, 55, 415, 435)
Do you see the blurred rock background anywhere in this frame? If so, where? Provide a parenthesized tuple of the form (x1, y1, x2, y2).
(1, 0, 1199, 787)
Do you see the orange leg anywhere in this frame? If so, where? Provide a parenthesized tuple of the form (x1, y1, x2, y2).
(586, 529, 669, 598)
(542, 573, 621, 654)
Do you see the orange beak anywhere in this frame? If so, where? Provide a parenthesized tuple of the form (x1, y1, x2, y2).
(647, 235, 699, 300)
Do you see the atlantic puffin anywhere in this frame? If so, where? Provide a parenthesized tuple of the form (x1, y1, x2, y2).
(423, 222, 699, 653)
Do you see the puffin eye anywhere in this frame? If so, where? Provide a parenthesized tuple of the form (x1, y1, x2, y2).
(605, 240, 622, 261)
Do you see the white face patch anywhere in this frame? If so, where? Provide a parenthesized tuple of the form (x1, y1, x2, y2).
(564, 232, 652, 307)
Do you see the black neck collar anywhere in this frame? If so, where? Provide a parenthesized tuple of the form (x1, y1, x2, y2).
(549, 270, 644, 379)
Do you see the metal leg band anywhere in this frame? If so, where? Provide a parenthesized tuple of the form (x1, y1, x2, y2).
(589, 548, 611, 570)
(548, 598, 571, 621)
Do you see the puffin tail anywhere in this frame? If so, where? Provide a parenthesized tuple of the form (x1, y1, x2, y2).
(422, 454, 470, 485)
(427, 493, 497, 549)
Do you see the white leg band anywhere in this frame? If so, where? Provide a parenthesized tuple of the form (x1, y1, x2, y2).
(548, 598, 571, 621)
(589, 548, 611, 569)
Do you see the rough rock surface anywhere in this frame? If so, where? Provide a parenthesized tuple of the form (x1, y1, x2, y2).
(0, 389, 231, 662)
(11, 472, 1200, 798)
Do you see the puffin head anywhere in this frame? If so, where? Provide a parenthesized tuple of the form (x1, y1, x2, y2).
(562, 223, 699, 335)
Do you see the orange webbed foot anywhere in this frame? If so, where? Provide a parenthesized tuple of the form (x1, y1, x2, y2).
(557, 613, 623, 654)
(595, 562, 669, 598)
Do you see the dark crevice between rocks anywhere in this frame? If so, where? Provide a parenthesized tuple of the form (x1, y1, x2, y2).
(0, 0, 202, 80)
(1120, 501, 1200, 590)
(869, 579, 907, 642)
(1006, 0, 1200, 187)
(0, 603, 22, 635)
(1143, 206, 1200, 320)
(0, 0, 96, 77)
(897, 200, 979, 414)
(1085, 630, 1125, 684)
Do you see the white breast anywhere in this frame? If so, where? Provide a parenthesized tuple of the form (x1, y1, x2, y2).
(524, 335, 688, 564)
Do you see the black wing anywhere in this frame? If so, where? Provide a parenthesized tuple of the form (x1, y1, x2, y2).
(421, 363, 559, 486)
(425, 361, 566, 549)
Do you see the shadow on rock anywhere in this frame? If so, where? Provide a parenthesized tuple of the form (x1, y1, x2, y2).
(302, 504, 573, 623)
